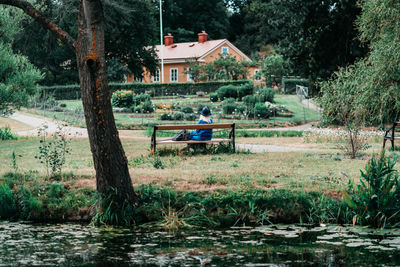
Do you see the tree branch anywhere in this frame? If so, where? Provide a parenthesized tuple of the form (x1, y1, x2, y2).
(0, 0, 76, 50)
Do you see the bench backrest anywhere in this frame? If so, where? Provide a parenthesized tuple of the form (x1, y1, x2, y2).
(154, 123, 234, 131)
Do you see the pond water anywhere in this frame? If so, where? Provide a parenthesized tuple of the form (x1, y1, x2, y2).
(1, 222, 400, 266)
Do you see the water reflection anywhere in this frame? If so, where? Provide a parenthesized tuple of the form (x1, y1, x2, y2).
(0, 222, 399, 266)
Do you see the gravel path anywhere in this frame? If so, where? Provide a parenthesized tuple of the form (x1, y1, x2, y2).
(8, 112, 316, 153)
(247, 122, 314, 132)
(236, 143, 314, 153)
(9, 112, 87, 137)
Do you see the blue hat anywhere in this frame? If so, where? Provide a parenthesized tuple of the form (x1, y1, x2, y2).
(200, 107, 211, 116)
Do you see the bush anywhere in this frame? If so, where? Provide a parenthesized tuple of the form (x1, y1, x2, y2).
(237, 83, 254, 99)
(344, 152, 400, 227)
(160, 113, 172, 120)
(0, 185, 17, 219)
(184, 113, 197, 121)
(210, 93, 218, 102)
(40, 80, 251, 100)
(181, 106, 194, 114)
(0, 127, 17, 140)
(172, 111, 185, 121)
(283, 78, 308, 94)
(111, 90, 135, 108)
(257, 87, 275, 103)
(222, 98, 245, 115)
(254, 103, 271, 119)
(134, 101, 154, 113)
(133, 93, 151, 106)
(217, 85, 237, 100)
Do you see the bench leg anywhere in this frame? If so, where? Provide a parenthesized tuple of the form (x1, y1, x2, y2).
(391, 139, 395, 151)
(151, 127, 157, 154)
(383, 139, 386, 149)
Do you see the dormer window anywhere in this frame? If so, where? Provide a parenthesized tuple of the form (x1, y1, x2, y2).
(221, 47, 229, 55)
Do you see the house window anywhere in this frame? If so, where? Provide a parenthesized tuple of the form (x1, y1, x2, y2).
(170, 68, 178, 82)
(254, 69, 262, 81)
(187, 67, 193, 82)
(153, 69, 160, 83)
(221, 46, 229, 56)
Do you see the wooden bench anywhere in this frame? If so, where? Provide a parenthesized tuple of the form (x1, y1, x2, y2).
(383, 122, 400, 150)
(151, 123, 235, 154)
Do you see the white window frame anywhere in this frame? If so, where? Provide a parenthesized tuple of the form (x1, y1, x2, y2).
(170, 68, 178, 82)
(221, 46, 229, 56)
(254, 69, 262, 81)
(187, 67, 193, 82)
(153, 69, 160, 83)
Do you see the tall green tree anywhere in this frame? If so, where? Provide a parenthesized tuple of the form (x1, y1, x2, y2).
(162, 0, 229, 42)
(229, 0, 366, 87)
(1, 0, 138, 223)
(320, 0, 400, 125)
(261, 53, 289, 85)
(0, 8, 42, 115)
(12, 0, 158, 85)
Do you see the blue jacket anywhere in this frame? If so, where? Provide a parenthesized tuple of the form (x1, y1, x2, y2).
(190, 118, 213, 141)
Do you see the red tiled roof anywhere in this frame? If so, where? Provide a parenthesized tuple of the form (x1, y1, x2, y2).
(154, 39, 227, 60)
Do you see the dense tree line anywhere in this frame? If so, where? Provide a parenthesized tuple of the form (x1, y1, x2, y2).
(4, 0, 366, 90)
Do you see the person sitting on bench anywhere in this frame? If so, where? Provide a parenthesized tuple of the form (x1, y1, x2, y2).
(190, 107, 213, 141)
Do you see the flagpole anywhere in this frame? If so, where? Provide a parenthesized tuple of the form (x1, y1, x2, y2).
(159, 0, 164, 83)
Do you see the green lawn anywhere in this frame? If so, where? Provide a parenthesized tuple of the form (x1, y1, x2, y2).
(0, 135, 379, 193)
(274, 95, 321, 123)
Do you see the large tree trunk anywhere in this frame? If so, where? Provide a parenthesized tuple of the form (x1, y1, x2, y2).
(76, 0, 137, 203)
(0, 0, 138, 205)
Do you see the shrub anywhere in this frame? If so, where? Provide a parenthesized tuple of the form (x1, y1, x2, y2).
(210, 93, 218, 102)
(257, 87, 275, 103)
(40, 80, 251, 100)
(217, 85, 237, 100)
(133, 93, 151, 105)
(344, 152, 400, 227)
(172, 111, 185, 121)
(181, 106, 194, 114)
(36, 125, 71, 178)
(254, 103, 271, 119)
(111, 90, 135, 108)
(134, 101, 154, 113)
(0, 185, 17, 219)
(0, 127, 17, 140)
(160, 113, 172, 120)
(237, 83, 254, 99)
(222, 98, 237, 115)
(184, 113, 197, 121)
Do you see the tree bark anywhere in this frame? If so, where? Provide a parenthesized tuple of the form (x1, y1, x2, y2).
(0, 0, 138, 204)
(76, 0, 137, 203)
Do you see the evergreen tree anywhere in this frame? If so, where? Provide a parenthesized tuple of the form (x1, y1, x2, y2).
(0, 8, 42, 114)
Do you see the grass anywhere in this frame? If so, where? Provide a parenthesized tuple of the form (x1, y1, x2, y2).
(29, 94, 321, 129)
(273, 95, 321, 123)
(0, 134, 383, 193)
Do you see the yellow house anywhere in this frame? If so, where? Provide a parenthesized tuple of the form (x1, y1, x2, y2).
(126, 31, 263, 85)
